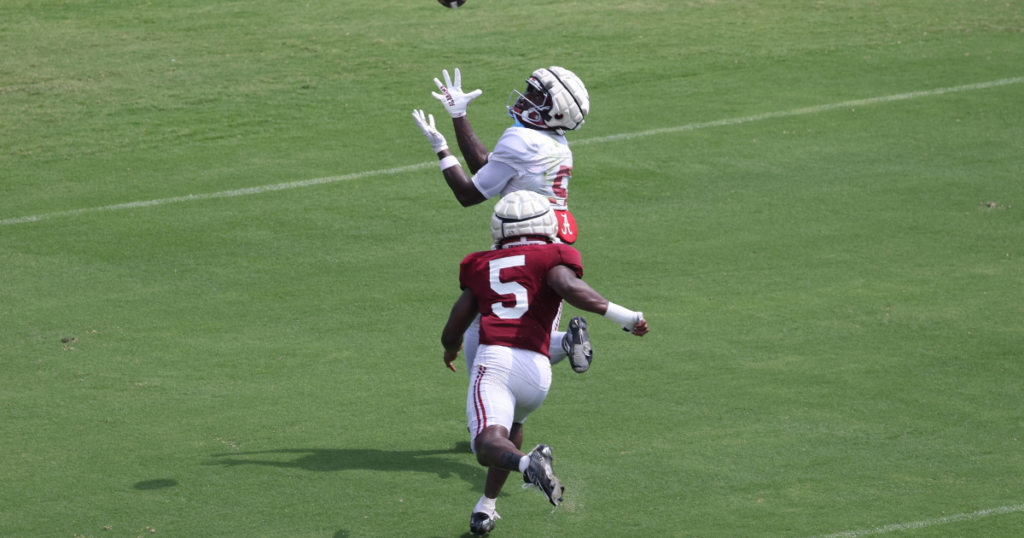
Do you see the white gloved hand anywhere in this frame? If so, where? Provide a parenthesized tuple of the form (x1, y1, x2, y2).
(431, 68, 482, 118)
(412, 109, 448, 153)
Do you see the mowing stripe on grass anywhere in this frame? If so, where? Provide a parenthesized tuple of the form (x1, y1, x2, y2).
(805, 503, 1024, 538)
(3, 76, 1021, 227)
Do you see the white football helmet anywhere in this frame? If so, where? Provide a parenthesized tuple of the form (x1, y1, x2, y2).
(490, 191, 558, 243)
(507, 66, 590, 134)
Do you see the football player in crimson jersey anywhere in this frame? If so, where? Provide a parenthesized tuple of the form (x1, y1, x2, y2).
(440, 192, 648, 535)
(413, 66, 591, 373)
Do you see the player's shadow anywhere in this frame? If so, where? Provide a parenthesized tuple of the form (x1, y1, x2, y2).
(209, 441, 483, 491)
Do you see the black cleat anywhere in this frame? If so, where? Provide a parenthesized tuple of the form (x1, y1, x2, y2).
(470, 511, 498, 535)
(563, 317, 592, 373)
(522, 444, 563, 506)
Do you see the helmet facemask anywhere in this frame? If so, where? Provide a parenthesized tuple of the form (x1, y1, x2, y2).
(507, 77, 559, 133)
(507, 68, 589, 135)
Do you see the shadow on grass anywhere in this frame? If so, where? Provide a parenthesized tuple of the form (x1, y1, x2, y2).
(133, 478, 179, 490)
(208, 441, 483, 489)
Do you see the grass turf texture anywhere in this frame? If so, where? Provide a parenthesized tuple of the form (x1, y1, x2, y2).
(2, 0, 1023, 536)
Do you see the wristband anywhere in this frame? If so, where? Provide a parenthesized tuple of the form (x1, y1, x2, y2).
(439, 155, 461, 171)
(603, 302, 642, 332)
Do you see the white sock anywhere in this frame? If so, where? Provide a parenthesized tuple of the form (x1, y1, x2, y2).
(549, 331, 567, 364)
(474, 495, 497, 516)
(518, 456, 530, 474)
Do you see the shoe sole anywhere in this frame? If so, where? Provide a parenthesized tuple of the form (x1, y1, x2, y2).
(567, 317, 592, 373)
(470, 517, 495, 535)
(530, 445, 564, 506)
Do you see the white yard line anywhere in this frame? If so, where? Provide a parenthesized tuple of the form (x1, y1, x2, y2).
(574, 77, 1024, 146)
(3, 77, 1022, 227)
(805, 503, 1024, 538)
(0, 162, 435, 226)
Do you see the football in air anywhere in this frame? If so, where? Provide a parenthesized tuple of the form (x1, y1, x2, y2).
(437, 0, 467, 8)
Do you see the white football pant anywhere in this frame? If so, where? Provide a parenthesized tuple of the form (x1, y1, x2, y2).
(467, 345, 552, 454)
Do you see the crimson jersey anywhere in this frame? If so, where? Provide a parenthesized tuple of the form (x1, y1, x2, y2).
(459, 243, 584, 357)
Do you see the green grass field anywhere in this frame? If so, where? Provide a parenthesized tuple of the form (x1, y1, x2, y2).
(2, 0, 1023, 536)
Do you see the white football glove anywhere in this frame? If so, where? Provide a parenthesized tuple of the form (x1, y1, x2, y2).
(412, 109, 448, 153)
(431, 68, 482, 118)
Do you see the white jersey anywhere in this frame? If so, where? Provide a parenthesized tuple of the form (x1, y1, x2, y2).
(471, 126, 573, 211)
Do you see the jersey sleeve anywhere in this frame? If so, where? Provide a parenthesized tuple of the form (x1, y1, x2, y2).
(458, 254, 475, 290)
(471, 160, 519, 200)
(488, 128, 533, 174)
(555, 244, 584, 278)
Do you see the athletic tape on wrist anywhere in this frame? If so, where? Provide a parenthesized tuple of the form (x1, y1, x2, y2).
(439, 155, 461, 171)
(604, 302, 641, 332)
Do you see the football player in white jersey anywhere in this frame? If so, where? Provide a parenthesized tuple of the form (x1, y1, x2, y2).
(412, 66, 592, 373)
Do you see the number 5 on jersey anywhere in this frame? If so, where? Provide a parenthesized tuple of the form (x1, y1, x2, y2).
(489, 255, 528, 319)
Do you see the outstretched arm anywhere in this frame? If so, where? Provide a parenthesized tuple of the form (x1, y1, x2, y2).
(439, 148, 488, 207)
(414, 68, 503, 206)
(432, 68, 490, 173)
(547, 265, 608, 314)
(441, 288, 480, 371)
(412, 110, 488, 207)
(547, 265, 649, 336)
(452, 116, 490, 174)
